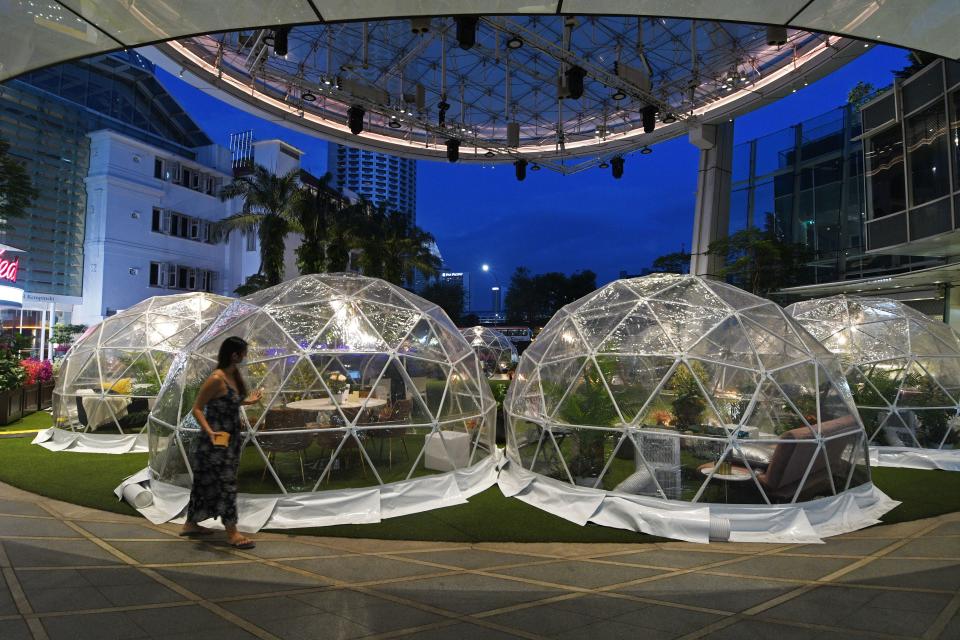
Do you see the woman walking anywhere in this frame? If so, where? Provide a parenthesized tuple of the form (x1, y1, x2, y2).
(180, 337, 262, 548)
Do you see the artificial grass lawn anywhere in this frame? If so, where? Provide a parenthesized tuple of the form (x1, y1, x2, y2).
(0, 424, 955, 540)
(0, 410, 56, 434)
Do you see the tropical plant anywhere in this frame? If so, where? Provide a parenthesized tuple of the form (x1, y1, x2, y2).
(505, 267, 597, 325)
(289, 173, 334, 275)
(51, 324, 86, 346)
(218, 165, 301, 285)
(354, 206, 441, 286)
(705, 214, 811, 296)
(0, 134, 37, 230)
(0, 360, 25, 392)
(668, 363, 708, 429)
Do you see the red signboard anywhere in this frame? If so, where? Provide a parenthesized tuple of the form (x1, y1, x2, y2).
(0, 251, 19, 283)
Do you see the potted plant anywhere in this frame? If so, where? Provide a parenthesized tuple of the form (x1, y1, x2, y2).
(489, 378, 510, 444)
(20, 358, 43, 413)
(0, 358, 26, 425)
(38, 359, 54, 409)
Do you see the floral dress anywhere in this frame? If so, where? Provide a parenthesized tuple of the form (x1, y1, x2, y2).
(186, 386, 243, 526)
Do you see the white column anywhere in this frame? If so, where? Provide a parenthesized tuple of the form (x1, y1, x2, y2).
(689, 121, 734, 277)
(47, 303, 55, 360)
(38, 306, 46, 360)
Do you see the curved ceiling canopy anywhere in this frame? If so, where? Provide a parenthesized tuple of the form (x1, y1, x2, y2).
(149, 17, 858, 170)
(3, 2, 956, 170)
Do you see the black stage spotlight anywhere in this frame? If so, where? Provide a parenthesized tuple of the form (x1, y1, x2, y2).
(455, 16, 479, 50)
(611, 155, 624, 179)
(506, 36, 523, 49)
(661, 112, 677, 124)
(640, 146, 653, 155)
(565, 65, 586, 100)
(446, 138, 460, 163)
(273, 27, 289, 56)
(611, 89, 627, 101)
(388, 118, 402, 129)
(641, 105, 657, 133)
(438, 100, 450, 126)
(514, 159, 528, 181)
(598, 160, 609, 169)
(301, 91, 317, 102)
(347, 106, 365, 135)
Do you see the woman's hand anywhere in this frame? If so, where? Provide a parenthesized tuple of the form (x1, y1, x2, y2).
(245, 388, 263, 405)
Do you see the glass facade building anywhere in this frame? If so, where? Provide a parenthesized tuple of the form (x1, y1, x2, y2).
(0, 51, 211, 299)
(730, 102, 940, 288)
(861, 58, 960, 252)
(328, 144, 417, 221)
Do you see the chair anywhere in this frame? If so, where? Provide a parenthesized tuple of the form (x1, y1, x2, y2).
(366, 399, 412, 467)
(757, 415, 859, 502)
(258, 407, 315, 484)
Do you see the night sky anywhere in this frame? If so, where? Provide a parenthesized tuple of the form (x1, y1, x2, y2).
(157, 44, 910, 308)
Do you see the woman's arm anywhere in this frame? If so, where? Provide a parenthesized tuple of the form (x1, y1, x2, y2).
(242, 387, 264, 406)
(192, 374, 227, 439)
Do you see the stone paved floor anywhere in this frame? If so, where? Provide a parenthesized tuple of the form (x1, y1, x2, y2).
(0, 482, 956, 640)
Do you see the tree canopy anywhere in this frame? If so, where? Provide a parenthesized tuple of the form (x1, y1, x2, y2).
(0, 135, 37, 230)
(504, 268, 597, 326)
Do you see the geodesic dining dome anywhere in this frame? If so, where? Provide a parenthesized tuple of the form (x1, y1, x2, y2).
(502, 274, 895, 543)
(37, 292, 231, 454)
(787, 295, 960, 471)
(143, 273, 497, 530)
(460, 326, 518, 377)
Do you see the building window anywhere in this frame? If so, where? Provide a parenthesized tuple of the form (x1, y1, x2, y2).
(865, 125, 907, 218)
(151, 207, 162, 232)
(154, 157, 164, 179)
(905, 101, 950, 207)
(149, 262, 217, 292)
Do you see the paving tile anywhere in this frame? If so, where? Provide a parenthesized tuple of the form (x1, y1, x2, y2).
(3, 539, 122, 567)
(290, 589, 447, 632)
(107, 540, 237, 564)
(930, 520, 960, 536)
(0, 617, 32, 640)
(221, 594, 330, 624)
(76, 521, 173, 540)
(492, 559, 667, 589)
(154, 629, 261, 640)
(553, 618, 651, 640)
(41, 610, 152, 640)
(371, 573, 565, 615)
(706, 555, 854, 581)
(0, 514, 81, 538)
(839, 520, 931, 538)
(0, 574, 18, 615)
(835, 557, 960, 591)
(0, 499, 50, 517)
(889, 536, 960, 559)
(247, 611, 373, 640)
(393, 549, 541, 570)
(702, 619, 850, 640)
(615, 572, 798, 613)
(939, 610, 960, 640)
(283, 555, 444, 583)
(483, 601, 599, 636)
(128, 603, 247, 636)
(18, 568, 176, 613)
(233, 539, 336, 560)
(791, 537, 896, 556)
(605, 550, 742, 570)
(398, 621, 525, 640)
(546, 594, 640, 619)
(758, 584, 953, 636)
(612, 602, 725, 636)
(156, 561, 326, 598)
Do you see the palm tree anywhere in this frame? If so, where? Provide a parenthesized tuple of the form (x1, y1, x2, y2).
(217, 165, 301, 286)
(380, 211, 442, 286)
(289, 173, 334, 275)
(325, 199, 368, 272)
